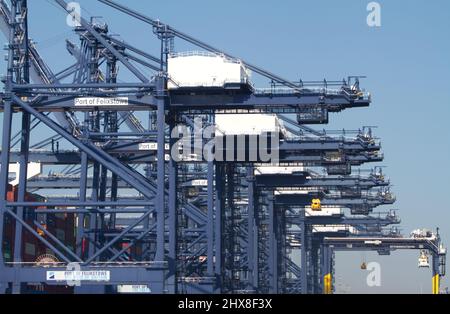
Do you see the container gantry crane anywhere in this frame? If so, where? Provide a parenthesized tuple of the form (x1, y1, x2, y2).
(0, 0, 446, 294)
(322, 233, 446, 294)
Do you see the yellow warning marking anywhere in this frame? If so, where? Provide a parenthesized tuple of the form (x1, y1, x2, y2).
(324, 273, 332, 294)
(432, 274, 440, 295)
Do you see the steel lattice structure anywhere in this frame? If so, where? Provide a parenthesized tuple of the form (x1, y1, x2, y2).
(0, 0, 446, 294)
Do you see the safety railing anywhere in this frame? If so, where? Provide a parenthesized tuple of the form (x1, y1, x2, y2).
(254, 87, 343, 95)
(169, 50, 242, 64)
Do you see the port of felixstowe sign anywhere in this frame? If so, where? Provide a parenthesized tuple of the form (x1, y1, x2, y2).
(74, 97, 129, 107)
(46, 270, 110, 282)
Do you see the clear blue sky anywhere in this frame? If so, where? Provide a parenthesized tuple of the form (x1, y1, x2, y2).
(2, 0, 450, 293)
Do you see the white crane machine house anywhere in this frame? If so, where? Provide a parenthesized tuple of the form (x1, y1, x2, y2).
(168, 51, 251, 89)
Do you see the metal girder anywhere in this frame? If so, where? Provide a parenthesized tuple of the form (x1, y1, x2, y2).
(274, 193, 394, 208)
(286, 213, 401, 227)
(170, 92, 369, 111)
(0, 92, 368, 112)
(1, 133, 382, 165)
(0, 95, 156, 111)
(0, 264, 167, 290)
(255, 172, 388, 189)
(323, 236, 442, 252)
